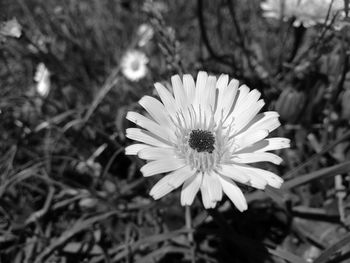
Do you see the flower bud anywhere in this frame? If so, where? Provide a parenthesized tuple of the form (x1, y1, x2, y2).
(34, 63, 50, 97)
(275, 87, 305, 122)
(137, 24, 154, 47)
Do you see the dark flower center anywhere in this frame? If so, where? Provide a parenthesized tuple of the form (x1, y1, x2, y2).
(188, 129, 215, 153)
(131, 60, 140, 71)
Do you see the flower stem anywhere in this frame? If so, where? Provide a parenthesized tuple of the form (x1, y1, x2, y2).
(185, 205, 196, 263)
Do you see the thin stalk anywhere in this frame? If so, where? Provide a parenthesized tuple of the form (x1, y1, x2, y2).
(185, 206, 196, 263)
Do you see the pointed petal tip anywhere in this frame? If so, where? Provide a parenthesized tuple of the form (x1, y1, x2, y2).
(138, 95, 148, 105)
(237, 203, 248, 212)
(171, 74, 181, 81)
(269, 177, 284, 189)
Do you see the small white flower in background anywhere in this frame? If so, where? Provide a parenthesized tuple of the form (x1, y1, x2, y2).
(0, 18, 22, 38)
(137, 24, 154, 47)
(121, 50, 149, 82)
(125, 71, 290, 211)
(261, 0, 345, 27)
(34, 63, 51, 97)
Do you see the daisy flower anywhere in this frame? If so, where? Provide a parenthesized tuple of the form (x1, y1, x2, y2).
(261, 0, 345, 27)
(121, 50, 149, 82)
(125, 72, 290, 211)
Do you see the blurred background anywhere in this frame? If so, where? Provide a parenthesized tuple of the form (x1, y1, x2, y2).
(1, 0, 350, 262)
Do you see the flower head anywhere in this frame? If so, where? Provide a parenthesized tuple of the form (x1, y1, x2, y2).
(121, 50, 149, 82)
(125, 72, 290, 211)
(261, 0, 345, 27)
(0, 18, 22, 38)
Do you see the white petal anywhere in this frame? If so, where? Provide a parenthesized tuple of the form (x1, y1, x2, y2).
(231, 164, 268, 189)
(214, 74, 228, 116)
(234, 85, 250, 111)
(234, 164, 283, 189)
(126, 111, 172, 141)
(125, 144, 151, 155)
(200, 173, 216, 209)
(183, 74, 196, 103)
(126, 128, 171, 147)
(149, 177, 175, 200)
(140, 158, 185, 177)
(171, 75, 187, 109)
(239, 111, 280, 135)
(154, 82, 177, 116)
(138, 96, 172, 127)
(166, 166, 196, 187)
(205, 76, 217, 112)
(219, 176, 248, 212)
(235, 137, 291, 154)
(235, 89, 261, 115)
(150, 165, 195, 199)
(232, 152, 283, 165)
(215, 77, 239, 121)
(232, 100, 265, 133)
(234, 129, 269, 150)
(181, 173, 202, 206)
(207, 172, 223, 202)
(138, 147, 177, 160)
(216, 74, 229, 92)
(217, 164, 250, 184)
(193, 71, 208, 108)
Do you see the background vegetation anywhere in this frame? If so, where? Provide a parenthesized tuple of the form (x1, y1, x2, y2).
(1, 0, 350, 262)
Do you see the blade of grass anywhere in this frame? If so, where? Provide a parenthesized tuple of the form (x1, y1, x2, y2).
(33, 211, 120, 263)
(282, 161, 350, 190)
(284, 130, 350, 180)
(134, 245, 190, 263)
(314, 232, 350, 263)
(268, 247, 308, 263)
(90, 229, 191, 263)
(0, 164, 41, 198)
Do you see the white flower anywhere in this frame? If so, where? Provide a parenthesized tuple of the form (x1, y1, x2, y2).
(125, 72, 290, 211)
(121, 50, 149, 82)
(137, 24, 154, 47)
(34, 63, 51, 97)
(0, 18, 22, 38)
(261, 0, 345, 27)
